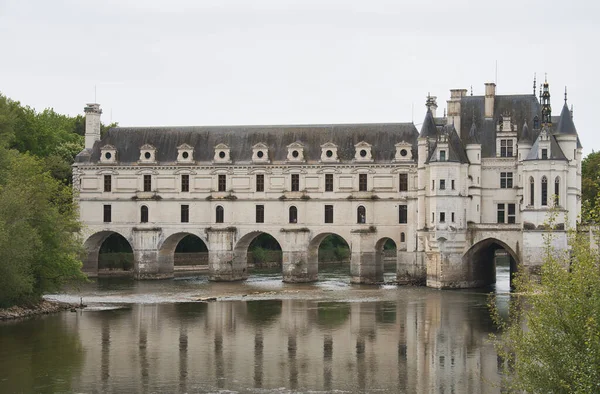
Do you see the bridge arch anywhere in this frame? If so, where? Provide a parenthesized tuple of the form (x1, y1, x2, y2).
(463, 238, 519, 288)
(158, 232, 209, 271)
(82, 230, 133, 276)
(307, 232, 352, 277)
(375, 237, 398, 278)
(233, 230, 284, 273)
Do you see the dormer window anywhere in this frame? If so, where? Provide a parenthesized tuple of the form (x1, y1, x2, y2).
(287, 142, 305, 162)
(500, 139, 514, 157)
(439, 150, 446, 161)
(354, 141, 373, 162)
(177, 143, 194, 163)
(100, 144, 117, 163)
(214, 143, 231, 163)
(320, 142, 339, 162)
(394, 142, 413, 162)
(542, 149, 548, 160)
(252, 143, 270, 163)
(139, 144, 156, 163)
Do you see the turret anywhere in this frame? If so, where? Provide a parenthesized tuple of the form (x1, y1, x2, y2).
(517, 120, 532, 161)
(84, 103, 102, 150)
(465, 121, 482, 223)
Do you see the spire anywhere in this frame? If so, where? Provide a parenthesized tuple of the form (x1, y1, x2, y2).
(419, 108, 438, 138)
(556, 102, 578, 135)
(533, 73, 537, 96)
(564, 86, 568, 104)
(468, 118, 480, 144)
(570, 104, 574, 119)
(541, 76, 552, 126)
(470, 85, 473, 96)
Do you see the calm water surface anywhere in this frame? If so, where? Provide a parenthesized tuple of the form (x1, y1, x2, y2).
(0, 265, 510, 393)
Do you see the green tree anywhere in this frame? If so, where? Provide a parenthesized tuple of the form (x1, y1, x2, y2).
(581, 151, 600, 223)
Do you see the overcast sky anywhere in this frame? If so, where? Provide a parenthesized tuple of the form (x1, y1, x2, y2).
(1, 0, 598, 152)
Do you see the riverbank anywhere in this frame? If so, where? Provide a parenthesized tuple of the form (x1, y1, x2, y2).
(0, 300, 76, 321)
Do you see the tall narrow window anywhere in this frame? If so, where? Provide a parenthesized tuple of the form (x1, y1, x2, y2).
(216, 206, 224, 223)
(357, 206, 366, 224)
(507, 204, 516, 224)
(529, 177, 535, 206)
(324, 205, 334, 224)
(181, 205, 189, 223)
(541, 149, 548, 160)
(500, 172, 513, 188)
(256, 174, 264, 192)
(289, 206, 297, 223)
(218, 174, 226, 192)
(325, 174, 333, 192)
(359, 174, 367, 191)
(103, 205, 111, 223)
(451, 212, 455, 222)
(440, 179, 446, 190)
(500, 139, 514, 157)
(256, 205, 264, 223)
(291, 174, 300, 192)
(440, 212, 446, 223)
(143, 175, 152, 192)
(140, 206, 148, 223)
(497, 204, 505, 223)
(541, 176, 548, 206)
(398, 205, 407, 224)
(400, 232, 405, 243)
(399, 174, 408, 191)
(451, 180, 455, 190)
(181, 174, 189, 192)
(439, 150, 446, 161)
(432, 180, 435, 190)
(104, 175, 112, 192)
(554, 177, 560, 206)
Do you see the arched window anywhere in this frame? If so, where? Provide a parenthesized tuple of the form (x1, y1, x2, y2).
(541, 176, 548, 206)
(140, 206, 148, 223)
(555, 177, 560, 206)
(357, 206, 366, 224)
(529, 177, 535, 206)
(216, 206, 224, 223)
(289, 206, 297, 223)
(400, 232, 405, 243)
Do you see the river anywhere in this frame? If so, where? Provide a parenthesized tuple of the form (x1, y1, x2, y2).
(0, 265, 510, 393)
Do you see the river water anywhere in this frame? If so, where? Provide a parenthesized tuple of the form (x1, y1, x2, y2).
(0, 265, 510, 393)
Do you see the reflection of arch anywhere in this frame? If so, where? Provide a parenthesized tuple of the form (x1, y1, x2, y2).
(158, 232, 209, 272)
(234, 231, 283, 271)
(83, 231, 133, 274)
(245, 300, 282, 325)
(317, 302, 350, 328)
(463, 238, 519, 287)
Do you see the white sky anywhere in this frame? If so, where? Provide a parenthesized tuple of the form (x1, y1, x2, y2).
(1, 0, 598, 153)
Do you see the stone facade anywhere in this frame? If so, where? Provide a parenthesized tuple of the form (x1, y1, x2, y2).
(74, 79, 582, 288)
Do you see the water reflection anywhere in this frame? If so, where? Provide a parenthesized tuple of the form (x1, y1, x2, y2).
(0, 290, 503, 393)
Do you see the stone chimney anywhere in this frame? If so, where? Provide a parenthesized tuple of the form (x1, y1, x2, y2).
(484, 83, 496, 118)
(84, 103, 102, 150)
(447, 89, 467, 133)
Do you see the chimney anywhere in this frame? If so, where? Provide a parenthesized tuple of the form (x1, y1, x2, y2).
(447, 89, 467, 133)
(426, 95, 438, 118)
(84, 103, 102, 149)
(484, 83, 496, 118)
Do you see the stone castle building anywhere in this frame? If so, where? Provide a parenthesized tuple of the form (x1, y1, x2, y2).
(74, 79, 582, 288)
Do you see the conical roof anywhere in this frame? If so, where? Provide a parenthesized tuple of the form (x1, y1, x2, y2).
(419, 109, 438, 138)
(556, 103, 578, 135)
(518, 120, 532, 144)
(467, 121, 479, 144)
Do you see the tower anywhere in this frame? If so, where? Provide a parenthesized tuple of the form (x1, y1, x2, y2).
(84, 103, 102, 150)
(541, 77, 552, 126)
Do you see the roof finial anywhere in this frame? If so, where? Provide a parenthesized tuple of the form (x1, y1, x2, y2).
(470, 85, 473, 96)
(570, 104, 574, 119)
(564, 86, 568, 104)
(545, 72, 547, 83)
(443, 108, 446, 118)
(533, 73, 537, 96)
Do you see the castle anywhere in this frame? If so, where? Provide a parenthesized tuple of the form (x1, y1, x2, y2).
(74, 79, 582, 288)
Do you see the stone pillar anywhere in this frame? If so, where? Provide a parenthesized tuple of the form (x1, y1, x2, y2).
(350, 231, 381, 284)
(396, 251, 425, 285)
(132, 228, 169, 279)
(281, 230, 314, 283)
(207, 228, 247, 281)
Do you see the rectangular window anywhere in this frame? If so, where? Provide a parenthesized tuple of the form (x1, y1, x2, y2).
(451, 212, 455, 222)
(143, 175, 151, 192)
(432, 180, 435, 190)
(324, 205, 334, 224)
(218, 174, 226, 192)
(500, 139, 514, 157)
(398, 205, 407, 224)
(291, 174, 300, 192)
(256, 174, 264, 192)
(103, 205, 111, 223)
(256, 205, 264, 223)
(181, 174, 189, 192)
(451, 180, 455, 190)
(432, 212, 435, 223)
(359, 174, 367, 191)
(497, 203, 505, 224)
(507, 204, 516, 224)
(325, 174, 333, 192)
(542, 149, 548, 160)
(440, 179, 446, 190)
(181, 205, 189, 223)
(440, 212, 445, 223)
(500, 172, 513, 188)
(399, 174, 408, 192)
(439, 150, 446, 161)
(104, 175, 112, 192)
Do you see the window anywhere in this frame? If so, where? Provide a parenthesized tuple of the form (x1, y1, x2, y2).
(432, 180, 435, 190)
(500, 172, 513, 188)
(497, 203, 516, 223)
(541, 176, 548, 206)
(497, 204, 505, 223)
(256, 174, 264, 192)
(439, 150, 446, 161)
(289, 206, 297, 223)
(357, 206, 366, 224)
(451, 180, 455, 190)
(451, 212, 455, 222)
(216, 206, 224, 223)
(291, 174, 300, 192)
(324, 205, 333, 223)
(140, 206, 148, 223)
(218, 175, 226, 192)
(432, 212, 435, 223)
(508, 204, 516, 224)
(440, 179, 446, 190)
(359, 174, 367, 191)
(400, 232, 405, 243)
(181, 174, 189, 192)
(399, 174, 408, 192)
(103, 205, 111, 223)
(143, 175, 152, 192)
(541, 149, 548, 160)
(555, 177, 560, 206)
(256, 205, 264, 223)
(529, 177, 535, 206)
(104, 175, 112, 192)
(500, 139, 514, 157)
(325, 174, 333, 192)
(440, 212, 445, 223)
(399, 205, 407, 224)
(181, 205, 189, 223)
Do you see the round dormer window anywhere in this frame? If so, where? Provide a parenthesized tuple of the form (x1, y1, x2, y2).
(360, 149, 367, 157)
(144, 152, 151, 159)
(257, 151, 264, 158)
(326, 150, 333, 158)
(292, 150, 299, 158)
(105, 152, 112, 160)
(219, 151, 226, 159)
(182, 151, 189, 159)
(400, 149, 408, 157)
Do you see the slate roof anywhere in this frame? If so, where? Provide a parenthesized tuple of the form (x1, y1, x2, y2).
(524, 131, 567, 161)
(427, 125, 470, 164)
(518, 120, 532, 144)
(556, 102, 578, 135)
(419, 109, 438, 138)
(76, 123, 420, 164)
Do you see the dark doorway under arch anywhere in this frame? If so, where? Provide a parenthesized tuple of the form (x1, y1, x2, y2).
(378, 238, 397, 280)
(313, 234, 351, 277)
(463, 239, 518, 289)
(247, 233, 283, 271)
(174, 234, 209, 267)
(98, 233, 134, 272)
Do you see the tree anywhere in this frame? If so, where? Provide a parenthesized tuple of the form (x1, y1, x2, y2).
(490, 223, 600, 393)
(581, 151, 600, 223)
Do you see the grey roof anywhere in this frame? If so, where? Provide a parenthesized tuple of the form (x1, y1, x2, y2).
(556, 102, 578, 135)
(427, 125, 470, 164)
(518, 120, 532, 144)
(76, 123, 420, 164)
(467, 120, 480, 144)
(419, 109, 438, 138)
(524, 127, 567, 161)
